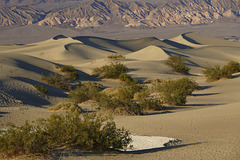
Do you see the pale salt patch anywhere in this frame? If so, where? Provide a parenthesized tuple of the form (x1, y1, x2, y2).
(123, 135, 175, 151)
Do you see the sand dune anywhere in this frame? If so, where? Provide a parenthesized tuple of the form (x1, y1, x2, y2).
(0, 32, 240, 159)
(126, 45, 170, 61)
(170, 34, 206, 48)
(182, 32, 240, 46)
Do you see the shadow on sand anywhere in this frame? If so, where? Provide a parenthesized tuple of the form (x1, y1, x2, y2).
(50, 142, 202, 159)
(0, 111, 9, 117)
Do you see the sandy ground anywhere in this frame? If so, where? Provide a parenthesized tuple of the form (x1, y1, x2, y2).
(0, 25, 240, 160)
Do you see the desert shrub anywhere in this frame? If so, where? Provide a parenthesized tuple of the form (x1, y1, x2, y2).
(33, 85, 48, 95)
(108, 54, 125, 61)
(0, 113, 131, 158)
(81, 81, 104, 90)
(92, 62, 129, 79)
(41, 73, 72, 90)
(69, 82, 101, 103)
(117, 83, 147, 102)
(222, 61, 240, 77)
(202, 65, 223, 82)
(144, 78, 162, 84)
(101, 88, 119, 97)
(119, 73, 137, 84)
(133, 89, 150, 100)
(98, 83, 160, 115)
(156, 77, 199, 106)
(164, 55, 190, 74)
(49, 102, 81, 114)
(203, 61, 240, 82)
(55, 64, 78, 80)
(138, 98, 163, 111)
(0, 121, 49, 157)
(98, 95, 144, 115)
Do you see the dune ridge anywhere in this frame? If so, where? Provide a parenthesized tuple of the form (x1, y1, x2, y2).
(0, 32, 240, 159)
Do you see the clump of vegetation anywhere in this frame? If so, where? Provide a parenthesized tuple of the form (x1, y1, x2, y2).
(117, 83, 147, 102)
(144, 78, 162, 84)
(92, 62, 129, 79)
(41, 73, 72, 90)
(97, 83, 163, 115)
(138, 98, 163, 111)
(33, 85, 48, 95)
(55, 64, 78, 80)
(98, 95, 144, 115)
(222, 61, 240, 77)
(101, 88, 119, 97)
(164, 55, 190, 74)
(119, 73, 137, 84)
(0, 113, 131, 158)
(81, 81, 104, 90)
(69, 82, 101, 103)
(203, 61, 240, 82)
(108, 54, 125, 61)
(155, 77, 199, 106)
(49, 102, 81, 113)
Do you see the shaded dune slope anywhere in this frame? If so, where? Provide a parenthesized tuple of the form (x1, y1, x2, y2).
(0, 53, 67, 106)
(182, 32, 240, 46)
(0, 32, 240, 106)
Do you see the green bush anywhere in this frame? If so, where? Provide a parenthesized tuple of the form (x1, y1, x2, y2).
(117, 84, 147, 102)
(138, 98, 163, 111)
(222, 61, 240, 77)
(164, 55, 190, 74)
(0, 113, 131, 158)
(156, 77, 199, 106)
(92, 62, 129, 79)
(55, 64, 78, 80)
(98, 95, 144, 115)
(81, 81, 104, 90)
(108, 54, 125, 61)
(144, 78, 162, 84)
(203, 61, 240, 82)
(98, 84, 161, 115)
(69, 82, 101, 103)
(49, 102, 81, 114)
(119, 73, 137, 85)
(33, 85, 48, 95)
(41, 73, 72, 90)
(202, 65, 223, 82)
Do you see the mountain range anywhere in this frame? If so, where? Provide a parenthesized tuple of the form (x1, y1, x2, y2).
(0, 0, 240, 28)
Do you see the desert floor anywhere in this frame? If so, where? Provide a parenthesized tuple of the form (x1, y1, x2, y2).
(0, 21, 240, 159)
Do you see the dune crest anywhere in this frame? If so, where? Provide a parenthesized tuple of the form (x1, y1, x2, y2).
(126, 45, 170, 61)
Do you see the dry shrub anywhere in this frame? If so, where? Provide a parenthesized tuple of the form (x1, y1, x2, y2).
(0, 113, 131, 158)
(164, 55, 190, 74)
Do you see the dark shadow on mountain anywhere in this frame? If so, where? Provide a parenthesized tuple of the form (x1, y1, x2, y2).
(182, 33, 201, 45)
(162, 39, 193, 49)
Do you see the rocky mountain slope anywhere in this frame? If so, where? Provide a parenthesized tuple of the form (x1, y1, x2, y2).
(0, 0, 240, 28)
(0, 5, 45, 27)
